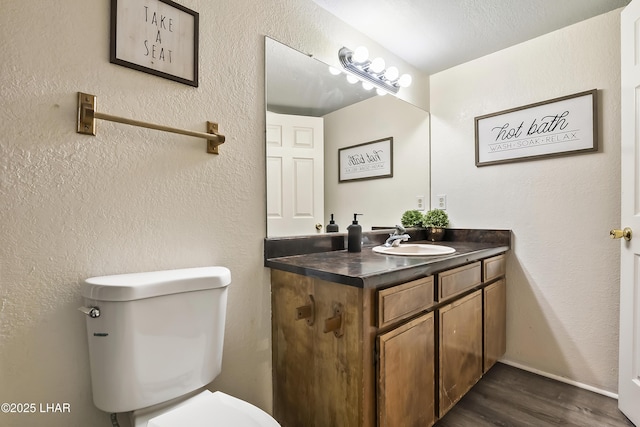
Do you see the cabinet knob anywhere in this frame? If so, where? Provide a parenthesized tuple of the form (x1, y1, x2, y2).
(610, 227, 632, 241)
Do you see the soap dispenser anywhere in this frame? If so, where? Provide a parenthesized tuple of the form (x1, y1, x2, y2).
(326, 214, 339, 233)
(347, 213, 363, 252)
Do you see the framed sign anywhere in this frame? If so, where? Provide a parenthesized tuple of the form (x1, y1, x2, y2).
(110, 0, 199, 87)
(475, 89, 597, 166)
(339, 137, 393, 182)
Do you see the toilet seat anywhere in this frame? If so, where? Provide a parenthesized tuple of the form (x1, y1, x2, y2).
(143, 390, 280, 427)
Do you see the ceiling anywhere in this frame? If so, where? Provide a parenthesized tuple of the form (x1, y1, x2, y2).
(312, 0, 630, 75)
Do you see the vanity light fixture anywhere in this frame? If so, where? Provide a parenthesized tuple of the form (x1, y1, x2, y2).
(338, 46, 412, 95)
(328, 66, 342, 76)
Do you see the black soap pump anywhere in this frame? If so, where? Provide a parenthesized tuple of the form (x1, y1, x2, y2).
(326, 214, 339, 233)
(347, 213, 363, 252)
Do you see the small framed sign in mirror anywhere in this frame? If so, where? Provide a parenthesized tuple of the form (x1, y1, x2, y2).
(338, 137, 394, 183)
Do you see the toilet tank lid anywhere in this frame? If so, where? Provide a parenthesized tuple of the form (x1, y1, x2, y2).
(82, 266, 231, 302)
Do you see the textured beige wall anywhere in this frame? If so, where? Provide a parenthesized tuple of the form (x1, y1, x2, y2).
(430, 9, 622, 393)
(0, 1, 427, 426)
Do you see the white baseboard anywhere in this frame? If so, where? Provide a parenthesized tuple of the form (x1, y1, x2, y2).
(499, 359, 618, 399)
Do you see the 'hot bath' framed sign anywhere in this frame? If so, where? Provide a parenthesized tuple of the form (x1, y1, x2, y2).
(110, 0, 199, 87)
(474, 89, 597, 166)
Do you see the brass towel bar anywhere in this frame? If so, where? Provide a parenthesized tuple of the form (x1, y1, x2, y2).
(76, 92, 226, 154)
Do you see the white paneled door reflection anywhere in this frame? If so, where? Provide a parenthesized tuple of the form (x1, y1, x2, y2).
(266, 112, 324, 236)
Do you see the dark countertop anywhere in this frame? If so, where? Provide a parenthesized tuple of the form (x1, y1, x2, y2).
(265, 229, 511, 289)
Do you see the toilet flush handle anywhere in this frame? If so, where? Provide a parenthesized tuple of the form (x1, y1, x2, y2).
(78, 306, 100, 318)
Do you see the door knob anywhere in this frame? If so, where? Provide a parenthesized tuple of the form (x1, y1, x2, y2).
(315, 223, 322, 230)
(610, 227, 632, 241)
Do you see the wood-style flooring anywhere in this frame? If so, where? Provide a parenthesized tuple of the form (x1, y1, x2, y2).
(434, 363, 635, 427)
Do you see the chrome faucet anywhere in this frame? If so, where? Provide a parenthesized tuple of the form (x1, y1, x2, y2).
(384, 225, 410, 247)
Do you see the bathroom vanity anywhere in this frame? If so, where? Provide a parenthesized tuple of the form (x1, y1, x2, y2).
(265, 229, 510, 427)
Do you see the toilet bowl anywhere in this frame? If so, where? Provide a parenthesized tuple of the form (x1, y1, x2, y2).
(133, 390, 279, 427)
(80, 266, 279, 426)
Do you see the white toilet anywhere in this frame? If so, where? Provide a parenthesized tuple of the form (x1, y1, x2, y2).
(80, 266, 279, 427)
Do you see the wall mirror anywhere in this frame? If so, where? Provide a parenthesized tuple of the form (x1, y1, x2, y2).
(265, 37, 431, 237)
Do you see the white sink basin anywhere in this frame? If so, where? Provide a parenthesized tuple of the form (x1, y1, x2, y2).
(372, 244, 456, 256)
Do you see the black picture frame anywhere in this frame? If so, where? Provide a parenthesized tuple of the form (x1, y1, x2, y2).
(474, 89, 597, 166)
(110, 0, 199, 87)
(338, 137, 394, 183)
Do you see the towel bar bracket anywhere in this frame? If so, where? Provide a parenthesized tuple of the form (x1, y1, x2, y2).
(207, 122, 221, 154)
(77, 92, 97, 136)
(76, 92, 225, 154)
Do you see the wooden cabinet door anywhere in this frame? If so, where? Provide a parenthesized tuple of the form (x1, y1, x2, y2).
(438, 290, 482, 417)
(377, 276, 434, 328)
(484, 278, 506, 372)
(437, 262, 481, 302)
(378, 312, 435, 427)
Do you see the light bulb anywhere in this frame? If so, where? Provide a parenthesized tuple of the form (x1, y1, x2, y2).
(384, 66, 399, 81)
(370, 57, 385, 74)
(328, 66, 341, 76)
(362, 81, 374, 91)
(376, 88, 387, 96)
(398, 74, 412, 88)
(346, 74, 359, 84)
(353, 46, 369, 63)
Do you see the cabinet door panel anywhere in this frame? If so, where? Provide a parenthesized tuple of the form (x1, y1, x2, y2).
(484, 278, 506, 372)
(483, 253, 506, 282)
(438, 262, 481, 301)
(438, 290, 482, 417)
(378, 313, 435, 427)
(378, 276, 434, 328)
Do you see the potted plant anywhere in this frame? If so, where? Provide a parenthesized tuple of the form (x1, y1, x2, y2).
(422, 208, 449, 241)
(400, 209, 424, 228)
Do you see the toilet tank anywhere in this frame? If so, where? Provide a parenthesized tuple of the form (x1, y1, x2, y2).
(81, 267, 231, 413)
